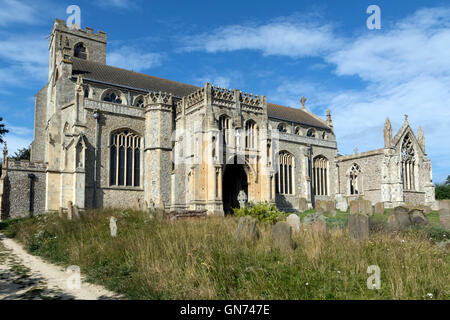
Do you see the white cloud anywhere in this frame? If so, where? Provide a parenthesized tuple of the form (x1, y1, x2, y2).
(0, 0, 39, 27)
(182, 21, 339, 57)
(107, 46, 163, 72)
(96, 0, 136, 9)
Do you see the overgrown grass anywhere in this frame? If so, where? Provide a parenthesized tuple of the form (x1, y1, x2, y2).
(0, 209, 448, 300)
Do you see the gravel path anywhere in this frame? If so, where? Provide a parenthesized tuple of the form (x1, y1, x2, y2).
(0, 234, 121, 300)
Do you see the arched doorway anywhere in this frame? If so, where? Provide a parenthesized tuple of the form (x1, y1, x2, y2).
(222, 164, 248, 215)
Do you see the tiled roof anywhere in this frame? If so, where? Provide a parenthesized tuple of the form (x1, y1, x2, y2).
(72, 58, 330, 129)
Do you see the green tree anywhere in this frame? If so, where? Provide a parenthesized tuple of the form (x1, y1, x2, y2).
(446, 175, 450, 186)
(12, 146, 30, 161)
(0, 117, 8, 144)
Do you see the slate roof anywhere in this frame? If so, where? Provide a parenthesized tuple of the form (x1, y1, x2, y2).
(72, 58, 330, 129)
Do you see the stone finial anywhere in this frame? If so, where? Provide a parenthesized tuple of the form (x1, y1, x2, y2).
(418, 126, 425, 153)
(404, 114, 409, 123)
(384, 117, 392, 148)
(2, 142, 7, 165)
(300, 96, 307, 109)
(326, 108, 333, 129)
(353, 147, 358, 154)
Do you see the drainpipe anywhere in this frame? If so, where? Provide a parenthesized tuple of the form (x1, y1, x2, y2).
(308, 145, 315, 208)
(93, 110, 100, 208)
(27, 173, 35, 217)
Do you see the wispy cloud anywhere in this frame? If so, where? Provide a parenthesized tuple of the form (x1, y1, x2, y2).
(0, 0, 40, 27)
(181, 20, 339, 58)
(96, 0, 137, 10)
(107, 46, 163, 72)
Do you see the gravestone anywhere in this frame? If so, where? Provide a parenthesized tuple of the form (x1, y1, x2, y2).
(348, 214, 369, 243)
(67, 201, 73, 220)
(409, 209, 429, 226)
(374, 202, 384, 215)
(272, 221, 296, 249)
(388, 206, 411, 230)
(336, 194, 348, 212)
(110, 216, 117, 237)
(286, 214, 300, 233)
(58, 207, 63, 218)
(236, 216, 259, 240)
(439, 208, 450, 230)
(237, 190, 247, 208)
(73, 205, 80, 219)
(315, 200, 326, 214)
(350, 199, 372, 216)
(147, 208, 155, 220)
(325, 200, 337, 216)
(298, 197, 308, 212)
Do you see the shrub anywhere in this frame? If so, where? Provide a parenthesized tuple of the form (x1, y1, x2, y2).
(233, 201, 287, 224)
(435, 183, 450, 200)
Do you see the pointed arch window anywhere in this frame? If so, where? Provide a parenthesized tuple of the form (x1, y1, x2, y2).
(134, 96, 145, 108)
(275, 151, 294, 195)
(218, 115, 230, 145)
(110, 130, 141, 187)
(103, 90, 123, 104)
(74, 43, 87, 59)
(349, 163, 362, 195)
(401, 134, 415, 190)
(313, 156, 328, 195)
(307, 129, 316, 138)
(245, 120, 257, 149)
(278, 123, 287, 133)
(294, 126, 302, 135)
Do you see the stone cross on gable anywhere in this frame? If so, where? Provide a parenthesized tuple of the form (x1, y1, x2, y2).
(404, 114, 408, 122)
(300, 96, 307, 108)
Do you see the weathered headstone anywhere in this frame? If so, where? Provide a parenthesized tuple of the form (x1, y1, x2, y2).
(286, 214, 300, 232)
(348, 214, 369, 243)
(236, 216, 259, 240)
(73, 205, 80, 219)
(388, 206, 411, 230)
(349, 199, 372, 216)
(374, 202, 384, 215)
(298, 197, 308, 212)
(110, 216, 117, 237)
(439, 208, 450, 230)
(67, 201, 73, 220)
(335, 194, 348, 212)
(237, 190, 247, 208)
(58, 207, 63, 218)
(350, 200, 359, 215)
(315, 200, 326, 214)
(409, 209, 429, 226)
(272, 221, 296, 249)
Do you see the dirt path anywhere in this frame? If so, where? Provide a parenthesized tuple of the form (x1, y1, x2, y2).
(0, 234, 121, 300)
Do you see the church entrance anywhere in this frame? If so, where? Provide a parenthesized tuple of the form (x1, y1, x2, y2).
(222, 164, 248, 215)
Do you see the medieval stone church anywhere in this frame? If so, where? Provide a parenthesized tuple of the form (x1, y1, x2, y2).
(0, 19, 435, 219)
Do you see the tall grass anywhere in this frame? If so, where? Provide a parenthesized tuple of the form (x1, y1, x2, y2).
(1, 209, 448, 300)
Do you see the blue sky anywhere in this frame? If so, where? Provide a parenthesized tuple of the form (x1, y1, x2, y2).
(0, 0, 449, 182)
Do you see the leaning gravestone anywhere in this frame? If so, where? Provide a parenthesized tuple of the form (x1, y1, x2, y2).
(388, 206, 411, 230)
(374, 202, 384, 215)
(110, 216, 117, 237)
(348, 214, 369, 243)
(236, 216, 259, 240)
(67, 201, 73, 220)
(286, 214, 300, 233)
(272, 221, 296, 249)
(298, 197, 308, 212)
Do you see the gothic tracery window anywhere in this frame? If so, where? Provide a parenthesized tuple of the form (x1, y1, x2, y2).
(103, 90, 123, 104)
(134, 96, 145, 108)
(219, 115, 230, 145)
(109, 130, 141, 187)
(245, 120, 257, 149)
(349, 163, 362, 195)
(278, 123, 287, 133)
(401, 134, 415, 190)
(313, 156, 328, 195)
(74, 43, 87, 59)
(275, 151, 294, 195)
(307, 129, 316, 138)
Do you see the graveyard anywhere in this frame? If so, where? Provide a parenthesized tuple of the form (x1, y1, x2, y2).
(0, 201, 448, 300)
